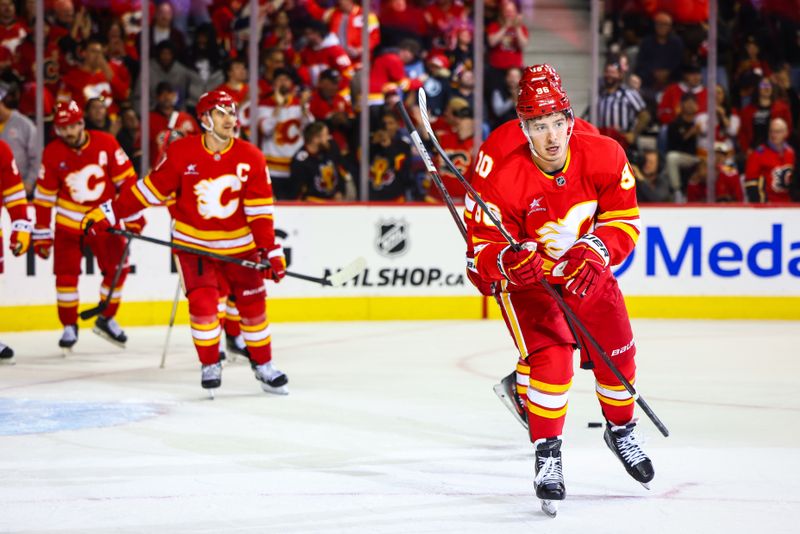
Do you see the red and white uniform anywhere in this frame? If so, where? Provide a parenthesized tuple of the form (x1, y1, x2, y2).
(148, 110, 200, 166)
(307, 1, 380, 68)
(0, 139, 28, 274)
(427, 130, 473, 203)
(257, 95, 313, 179)
(58, 61, 131, 116)
(111, 135, 279, 366)
(744, 143, 795, 203)
(0, 20, 27, 55)
(308, 90, 353, 154)
(298, 33, 353, 87)
(465, 130, 641, 441)
(657, 82, 707, 124)
(33, 131, 139, 325)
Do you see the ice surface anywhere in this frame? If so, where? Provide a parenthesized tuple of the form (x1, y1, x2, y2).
(0, 319, 798, 533)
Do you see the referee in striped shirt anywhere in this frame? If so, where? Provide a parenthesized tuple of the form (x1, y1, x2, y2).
(597, 61, 651, 149)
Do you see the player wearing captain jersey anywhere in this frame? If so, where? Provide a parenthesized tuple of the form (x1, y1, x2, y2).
(33, 100, 144, 351)
(80, 90, 289, 396)
(0, 139, 31, 363)
(464, 64, 654, 511)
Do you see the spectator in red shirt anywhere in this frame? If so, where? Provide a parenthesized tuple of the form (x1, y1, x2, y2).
(306, 0, 381, 69)
(379, 0, 428, 48)
(738, 77, 794, 154)
(309, 69, 353, 157)
(258, 48, 287, 102)
(0, 0, 27, 55)
(149, 81, 199, 166)
(261, 10, 296, 67)
(58, 36, 131, 118)
(713, 140, 744, 203)
(425, 0, 467, 49)
(657, 62, 707, 125)
(298, 19, 353, 88)
(216, 57, 249, 105)
(487, 1, 529, 71)
(744, 117, 795, 203)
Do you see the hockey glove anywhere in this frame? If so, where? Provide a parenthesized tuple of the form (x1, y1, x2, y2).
(552, 234, 610, 298)
(9, 219, 32, 256)
(81, 200, 117, 237)
(32, 226, 53, 259)
(261, 244, 286, 282)
(498, 240, 544, 287)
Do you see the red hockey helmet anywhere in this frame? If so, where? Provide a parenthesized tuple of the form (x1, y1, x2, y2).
(196, 89, 237, 118)
(516, 77, 571, 122)
(53, 100, 83, 127)
(521, 63, 562, 88)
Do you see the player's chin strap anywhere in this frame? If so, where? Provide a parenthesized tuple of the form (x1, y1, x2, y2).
(201, 104, 237, 144)
(519, 110, 575, 160)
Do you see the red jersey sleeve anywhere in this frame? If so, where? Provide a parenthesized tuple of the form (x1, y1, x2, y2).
(591, 142, 641, 264)
(115, 143, 180, 218)
(33, 146, 60, 228)
(0, 141, 27, 222)
(242, 151, 277, 249)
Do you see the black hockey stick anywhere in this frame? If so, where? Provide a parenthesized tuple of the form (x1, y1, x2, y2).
(78, 238, 131, 320)
(106, 228, 366, 288)
(416, 89, 669, 438)
(395, 101, 467, 241)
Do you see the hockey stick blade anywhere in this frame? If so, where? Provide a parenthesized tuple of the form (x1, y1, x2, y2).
(78, 301, 108, 320)
(326, 256, 367, 287)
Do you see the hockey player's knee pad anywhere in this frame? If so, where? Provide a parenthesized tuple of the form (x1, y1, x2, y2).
(187, 286, 220, 321)
(526, 344, 574, 384)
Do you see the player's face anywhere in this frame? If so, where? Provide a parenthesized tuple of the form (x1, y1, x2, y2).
(57, 121, 86, 147)
(210, 106, 237, 140)
(526, 113, 570, 165)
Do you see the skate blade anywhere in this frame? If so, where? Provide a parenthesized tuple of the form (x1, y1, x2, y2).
(60, 346, 73, 357)
(92, 327, 126, 348)
(207, 389, 215, 400)
(541, 500, 558, 517)
(260, 383, 289, 396)
(492, 383, 528, 430)
(0, 357, 16, 365)
(640, 481, 651, 490)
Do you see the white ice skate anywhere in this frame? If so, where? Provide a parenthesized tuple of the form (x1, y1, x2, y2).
(59, 325, 78, 356)
(253, 361, 288, 395)
(92, 317, 127, 348)
(533, 437, 566, 517)
(201, 362, 222, 399)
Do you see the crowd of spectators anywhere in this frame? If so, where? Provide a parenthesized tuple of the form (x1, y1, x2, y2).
(0, 0, 797, 203)
(603, 0, 800, 203)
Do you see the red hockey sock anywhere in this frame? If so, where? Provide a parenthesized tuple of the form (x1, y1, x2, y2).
(55, 275, 79, 326)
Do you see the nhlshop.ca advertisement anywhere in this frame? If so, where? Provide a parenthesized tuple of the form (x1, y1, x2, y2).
(1, 205, 799, 308)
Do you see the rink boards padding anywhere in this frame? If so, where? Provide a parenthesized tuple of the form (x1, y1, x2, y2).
(2, 204, 799, 330)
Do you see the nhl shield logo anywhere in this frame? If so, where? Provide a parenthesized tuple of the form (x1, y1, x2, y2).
(376, 219, 408, 257)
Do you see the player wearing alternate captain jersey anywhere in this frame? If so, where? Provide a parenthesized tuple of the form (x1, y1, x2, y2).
(0, 139, 31, 363)
(32, 100, 143, 351)
(464, 64, 654, 513)
(81, 90, 289, 396)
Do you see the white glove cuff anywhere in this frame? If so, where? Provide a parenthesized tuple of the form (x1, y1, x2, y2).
(576, 234, 610, 267)
(99, 200, 117, 227)
(11, 220, 32, 233)
(267, 245, 284, 259)
(32, 227, 53, 240)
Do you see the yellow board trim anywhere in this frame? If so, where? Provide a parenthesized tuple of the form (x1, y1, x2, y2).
(1, 295, 800, 332)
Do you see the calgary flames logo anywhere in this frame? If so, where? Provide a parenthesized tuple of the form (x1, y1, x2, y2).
(275, 118, 302, 146)
(370, 157, 395, 190)
(771, 165, 793, 193)
(65, 164, 106, 203)
(194, 174, 242, 219)
(535, 201, 597, 259)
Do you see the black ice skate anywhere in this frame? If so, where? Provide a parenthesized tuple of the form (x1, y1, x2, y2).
(533, 437, 566, 517)
(492, 371, 528, 429)
(93, 317, 127, 347)
(253, 361, 288, 395)
(0, 342, 14, 364)
(604, 420, 655, 489)
(59, 324, 78, 355)
(225, 332, 250, 363)
(201, 362, 222, 399)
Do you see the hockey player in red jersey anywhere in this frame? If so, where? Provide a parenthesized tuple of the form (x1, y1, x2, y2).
(0, 139, 31, 363)
(80, 90, 289, 396)
(32, 100, 143, 351)
(464, 64, 654, 513)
